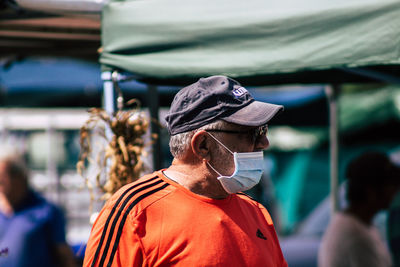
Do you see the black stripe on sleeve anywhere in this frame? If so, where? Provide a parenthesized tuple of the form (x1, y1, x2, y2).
(91, 176, 160, 267)
(106, 183, 170, 267)
(98, 179, 165, 266)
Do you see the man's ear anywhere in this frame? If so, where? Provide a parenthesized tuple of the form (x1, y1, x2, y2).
(191, 130, 211, 161)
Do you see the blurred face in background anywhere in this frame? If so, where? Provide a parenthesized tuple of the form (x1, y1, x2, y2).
(0, 161, 27, 205)
(377, 182, 400, 210)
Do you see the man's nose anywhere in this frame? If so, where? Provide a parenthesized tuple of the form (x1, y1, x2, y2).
(255, 135, 269, 151)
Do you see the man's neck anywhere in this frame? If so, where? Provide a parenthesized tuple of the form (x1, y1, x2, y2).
(164, 161, 229, 199)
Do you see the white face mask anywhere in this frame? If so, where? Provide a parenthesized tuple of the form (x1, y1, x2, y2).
(206, 133, 264, 194)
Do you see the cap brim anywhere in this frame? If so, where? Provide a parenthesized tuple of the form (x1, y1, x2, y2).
(222, 101, 283, 126)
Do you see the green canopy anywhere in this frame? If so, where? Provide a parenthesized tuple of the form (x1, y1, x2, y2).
(101, 0, 400, 85)
(270, 85, 400, 150)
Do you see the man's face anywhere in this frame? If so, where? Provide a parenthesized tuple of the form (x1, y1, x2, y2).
(209, 124, 269, 176)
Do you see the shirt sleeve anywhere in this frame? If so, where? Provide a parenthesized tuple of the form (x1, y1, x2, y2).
(259, 203, 288, 267)
(117, 219, 147, 267)
(83, 205, 147, 267)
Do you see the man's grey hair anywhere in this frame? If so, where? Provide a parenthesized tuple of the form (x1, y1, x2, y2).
(169, 120, 231, 159)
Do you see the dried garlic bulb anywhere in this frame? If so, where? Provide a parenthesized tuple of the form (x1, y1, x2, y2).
(77, 102, 155, 203)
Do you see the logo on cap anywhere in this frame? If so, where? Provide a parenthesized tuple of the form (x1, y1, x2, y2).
(232, 87, 248, 97)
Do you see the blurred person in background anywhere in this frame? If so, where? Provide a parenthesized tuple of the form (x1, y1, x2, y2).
(0, 148, 76, 267)
(318, 151, 400, 267)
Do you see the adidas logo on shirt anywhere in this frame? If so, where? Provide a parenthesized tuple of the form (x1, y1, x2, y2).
(256, 229, 267, 240)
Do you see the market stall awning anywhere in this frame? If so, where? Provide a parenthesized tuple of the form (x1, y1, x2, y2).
(101, 0, 400, 85)
(0, 2, 101, 61)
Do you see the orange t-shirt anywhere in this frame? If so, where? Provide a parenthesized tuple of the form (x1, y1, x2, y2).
(84, 171, 288, 267)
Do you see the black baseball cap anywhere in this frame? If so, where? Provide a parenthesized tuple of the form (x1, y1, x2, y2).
(165, 75, 284, 135)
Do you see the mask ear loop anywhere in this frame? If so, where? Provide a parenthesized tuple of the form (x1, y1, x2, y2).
(206, 132, 234, 154)
(205, 132, 234, 177)
(206, 161, 223, 177)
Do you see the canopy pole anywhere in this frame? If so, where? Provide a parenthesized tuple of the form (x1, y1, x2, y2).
(325, 84, 340, 214)
(100, 71, 116, 194)
(147, 85, 161, 170)
(102, 71, 116, 117)
(101, 71, 117, 143)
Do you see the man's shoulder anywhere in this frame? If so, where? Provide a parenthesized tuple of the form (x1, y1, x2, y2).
(235, 192, 263, 207)
(115, 171, 171, 197)
(236, 192, 257, 201)
(105, 172, 173, 215)
(235, 192, 274, 224)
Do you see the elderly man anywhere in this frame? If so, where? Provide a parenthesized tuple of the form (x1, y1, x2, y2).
(84, 75, 287, 267)
(0, 150, 76, 267)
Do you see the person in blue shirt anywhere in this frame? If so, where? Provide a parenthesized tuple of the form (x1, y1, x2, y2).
(0, 149, 76, 267)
